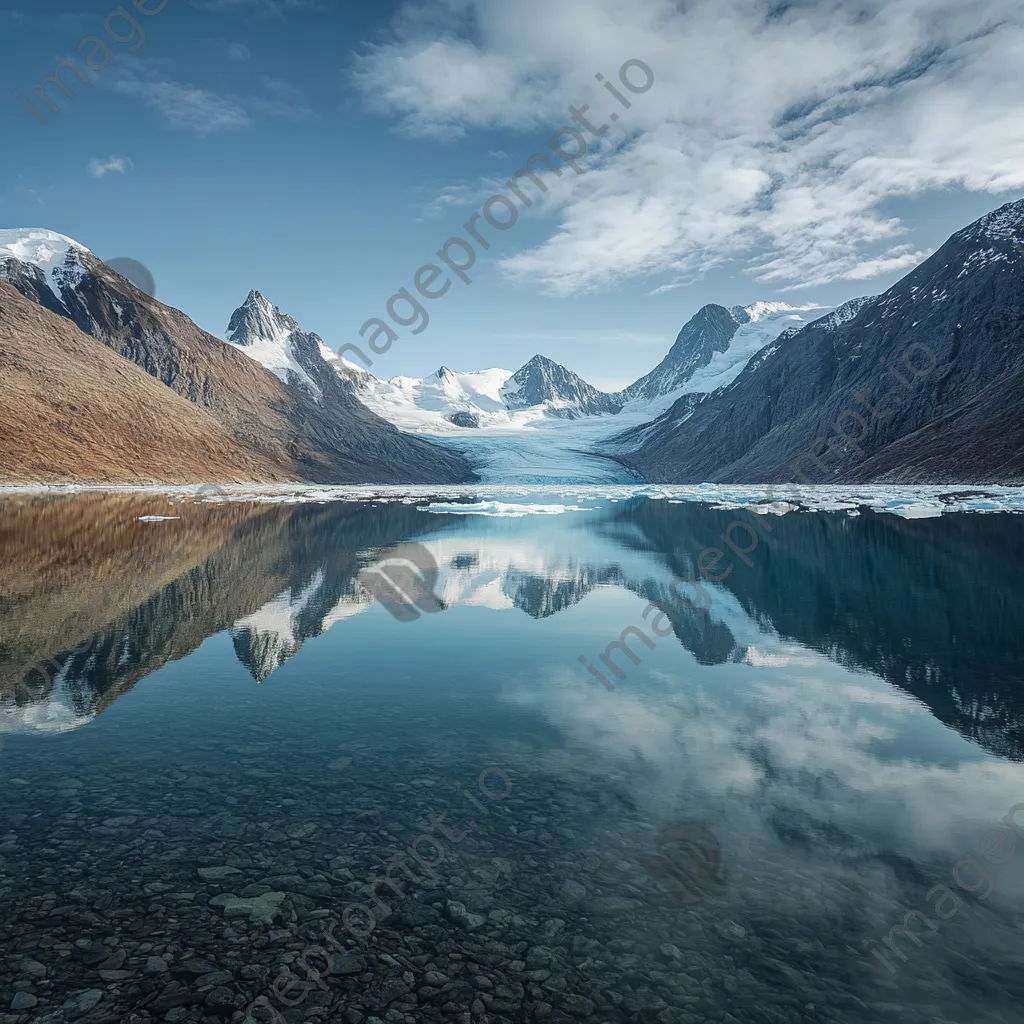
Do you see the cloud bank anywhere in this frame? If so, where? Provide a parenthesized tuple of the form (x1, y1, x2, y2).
(352, 0, 1024, 294)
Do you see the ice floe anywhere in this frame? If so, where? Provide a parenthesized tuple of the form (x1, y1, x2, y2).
(4, 483, 1024, 517)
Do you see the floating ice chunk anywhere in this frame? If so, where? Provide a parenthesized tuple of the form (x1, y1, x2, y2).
(422, 501, 597, 518)
(881, 500, 944, 519)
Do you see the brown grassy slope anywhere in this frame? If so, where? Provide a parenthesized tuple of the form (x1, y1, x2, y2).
(0, 283, 294, 483)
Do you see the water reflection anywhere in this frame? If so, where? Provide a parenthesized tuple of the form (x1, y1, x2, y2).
(3, 495, 1020, 757)
(1, 492, 1023, 1024)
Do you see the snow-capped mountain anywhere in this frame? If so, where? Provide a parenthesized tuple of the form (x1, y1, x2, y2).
(7, 197, 1021, 489)
(228, 568, 379, 682)
(352, 365, 515, 431)
(225, 290, 330, 398)
(625, 199, 1024, 484)
(619, 300, 834, 407)
(348, 356, 621, 432)
(0, 228, 91, 308)
(501, 355, 622, 419)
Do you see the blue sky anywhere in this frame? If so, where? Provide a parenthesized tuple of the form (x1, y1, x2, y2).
(2, 0, 1023, 390)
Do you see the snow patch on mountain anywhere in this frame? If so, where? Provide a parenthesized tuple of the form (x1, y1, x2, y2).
(815, 296, 875, 331)
(731, 300, 820, 323)
(967, 197, 1024, 244)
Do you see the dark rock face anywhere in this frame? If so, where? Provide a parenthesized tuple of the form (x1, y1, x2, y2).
(502, 355, 622, 418)
(448, 411, 482, 428)
(1, 251, 475, 484)
(624, 200, 1024, 484)
(227, 289, 296, 348)
(620, 304, 739, 403)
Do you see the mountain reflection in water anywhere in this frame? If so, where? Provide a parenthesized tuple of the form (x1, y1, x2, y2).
(1, 490, 1023, 1024)
(3, 494, 1020, 756)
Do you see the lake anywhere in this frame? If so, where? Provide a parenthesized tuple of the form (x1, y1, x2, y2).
(1, 487, 1023, 1024)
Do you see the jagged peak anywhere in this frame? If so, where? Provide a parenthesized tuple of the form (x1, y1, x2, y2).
(522, 353, 556, 370)
(226, 290, 300, 346)
(224, 291, 324, 397)
(243, 288, 270, 306)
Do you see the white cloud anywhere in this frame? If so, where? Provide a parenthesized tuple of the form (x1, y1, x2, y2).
(88, 155, 132, 178)
(106, 61, 313, 134)
(111, 69, 251, 136)
(228, 42, 251, 61)
(352, 0, 1024, 294)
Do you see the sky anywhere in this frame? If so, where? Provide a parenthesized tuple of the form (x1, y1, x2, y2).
(2, 0, 1023, 391)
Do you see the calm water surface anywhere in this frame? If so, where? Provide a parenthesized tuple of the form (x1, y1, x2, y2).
(1, 491, 1023, 1024)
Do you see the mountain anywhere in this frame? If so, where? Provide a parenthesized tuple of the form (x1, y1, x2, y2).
(230, 568, 373, 681)
(351, 364, 515, 431)
(0, 283, 287, 484)
(501, 354, 622, 418)
(349, 356, 621, 431)
(619, 301, 834, 406)
(225, 289, 331, 397)
(0, 230, 474, 484)
(622, 201, 1024, 484)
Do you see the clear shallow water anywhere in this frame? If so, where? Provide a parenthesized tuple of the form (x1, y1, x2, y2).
(1, 491, 1023, 1024)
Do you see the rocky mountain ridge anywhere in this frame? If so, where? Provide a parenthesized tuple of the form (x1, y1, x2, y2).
(0, 231, 474, 484)
(617, 301, 834, 406)
(622, 199, 1024, 484)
